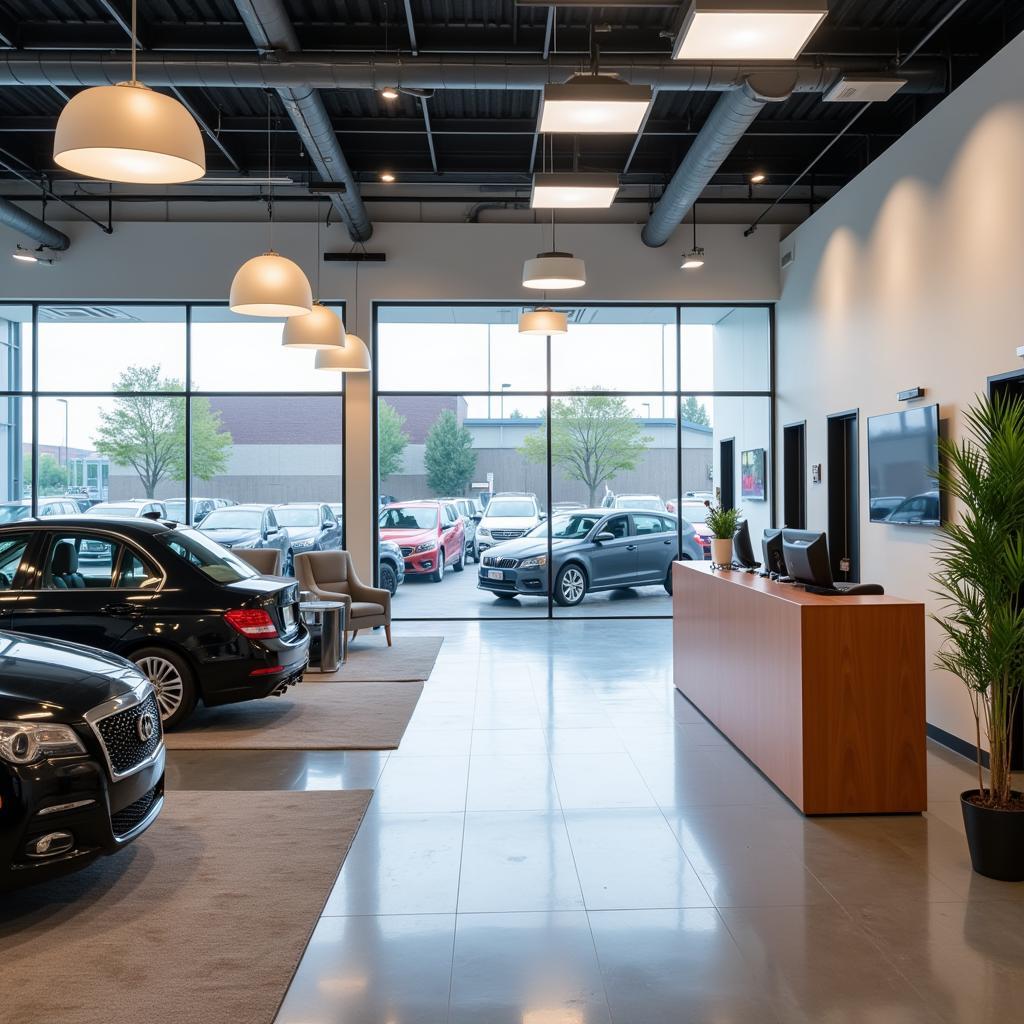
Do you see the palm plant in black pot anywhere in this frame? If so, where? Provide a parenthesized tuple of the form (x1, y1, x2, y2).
(932, 393, 1024, 881)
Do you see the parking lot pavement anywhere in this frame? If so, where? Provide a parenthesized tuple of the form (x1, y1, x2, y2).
(391, 559, 673, 619)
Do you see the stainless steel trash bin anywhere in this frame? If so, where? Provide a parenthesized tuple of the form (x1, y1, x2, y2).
(300, 600, 345, 673)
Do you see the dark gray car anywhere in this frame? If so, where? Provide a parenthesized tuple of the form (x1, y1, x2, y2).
(273, 503, 343, 558)
(478, 508, 704, 606)
(198, 504, 293, 573)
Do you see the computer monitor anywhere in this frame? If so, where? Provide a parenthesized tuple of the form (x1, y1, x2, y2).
(733, 520, 758, 569)
(782, 529, 835, 588)
(762, 529, 786, 575)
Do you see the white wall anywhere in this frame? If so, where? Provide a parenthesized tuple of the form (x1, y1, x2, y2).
(0, 218, 779, 578)
(776, 31, 1024, 748)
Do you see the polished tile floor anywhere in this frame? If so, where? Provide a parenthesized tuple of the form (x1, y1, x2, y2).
(169, 620, 1024, 1024)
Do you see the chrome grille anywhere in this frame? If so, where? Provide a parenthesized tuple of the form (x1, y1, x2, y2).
(483, 555, 519, 569)
(94, 692, 162, 777)
(400, 546, 414, 556)
(491, 529, 527, 540)
(111, 783, 161, 838)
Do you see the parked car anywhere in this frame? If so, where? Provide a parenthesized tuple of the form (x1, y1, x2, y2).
(0, 497, 81, 523)
(0, 518, 309, 728)
(478, 509, 703, 606)
(475, 492, 545, 557)
(884, 490, 941, 526)
(379, 500, 466, 581)
(610, 494, 667, 512)
(273, 503, 343, 557)
(439, 496, 482, 562)
(329, 502, 344, 532)
(0, 631, 165, 889)
(552, 501, 587, 513)
(672, 499, 714, 560)
(67, 496, 100, 513)
(870, 495, 906, 522)
(378, 538, 406, 595)
(89, 499, 167, 519)
(198, 503, 293, 575)
(164, 497, 217, 526)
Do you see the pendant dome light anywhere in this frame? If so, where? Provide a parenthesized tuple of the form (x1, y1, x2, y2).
(680, 202, 706, 271)
(315, 259, 371, 373)
(518, 307, 568, 335)
(52, 0, 205, 184)
(283, 201, 344, 348)
(230, 94, 312, 318)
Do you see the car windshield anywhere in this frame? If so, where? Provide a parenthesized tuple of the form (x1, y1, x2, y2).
(202, 510, 262, 529)
(274, 507, 319, 527)
(162, 528, 257, 583)
(91, 504, 142, 516)
(677, 503, 709, 524)
(380, 506, 438, 530)
(0, 504, 29, 523)
(486, 500, 536, 518)
(530, 513, 602, 539)
(617, 497, 661, 509)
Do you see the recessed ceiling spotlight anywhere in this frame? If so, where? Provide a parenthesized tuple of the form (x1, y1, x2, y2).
(531, 173, 620, 210)
(750, 172, 767, 184)
(380, 171, 396, 183)
(672, 1, 828, 62)
(381, 87, 400, 101)
(538, 74, 652, 135)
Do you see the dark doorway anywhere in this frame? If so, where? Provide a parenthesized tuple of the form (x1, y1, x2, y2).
(783, 421, 806, 529)
(827, 410, 859, 583)
(720, 438, 735, 510)
(989, 370, 1024, 769)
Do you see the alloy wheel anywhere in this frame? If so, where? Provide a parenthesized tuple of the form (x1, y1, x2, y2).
(136, 655, 185, 721)
(560, 567, 585, 603)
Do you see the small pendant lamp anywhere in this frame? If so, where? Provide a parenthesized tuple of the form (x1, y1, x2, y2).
(283, 201, 345, 348)
(315, 260, 371, 373)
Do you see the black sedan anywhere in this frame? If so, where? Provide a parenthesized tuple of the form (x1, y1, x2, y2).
(0, 631, 164, 889)
(0, 517, 309, 728)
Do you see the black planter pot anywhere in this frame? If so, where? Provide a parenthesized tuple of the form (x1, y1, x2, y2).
(960, 790, 1024, 882)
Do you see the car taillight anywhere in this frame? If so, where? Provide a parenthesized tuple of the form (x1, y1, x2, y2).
(224, 608, 278, 639)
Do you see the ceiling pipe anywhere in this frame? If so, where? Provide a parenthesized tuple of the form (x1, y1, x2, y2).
(0, 197, 70, 250)
(0, 53, 947, 94)
(641, 73, 795, 249)
(233, 0, 372, 242)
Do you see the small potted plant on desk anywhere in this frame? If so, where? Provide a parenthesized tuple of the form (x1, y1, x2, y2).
(932, 393, 1024, 881)
(705, 503, 742, 569)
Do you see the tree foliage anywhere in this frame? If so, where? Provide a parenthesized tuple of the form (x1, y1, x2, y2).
(93, 365, 232, 498)
(521, 392, 652, 505)
(424, 409, 477, 496)
(680, 395, 711, 428)
(378, 400, 411, 480)
(25, 452, 67, 495)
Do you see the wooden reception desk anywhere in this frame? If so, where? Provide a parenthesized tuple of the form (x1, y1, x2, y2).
(672, 561, 926, 815)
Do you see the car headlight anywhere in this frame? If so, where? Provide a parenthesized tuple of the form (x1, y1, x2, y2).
(0, 722, 87, 765)
(519, 555, 547, 569)
(477, 527, 491, 538)
(414, 541, 437, 553)
(292, 538, 316, 550)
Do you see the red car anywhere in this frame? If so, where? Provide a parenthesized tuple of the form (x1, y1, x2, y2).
(379, 501, 466, 582)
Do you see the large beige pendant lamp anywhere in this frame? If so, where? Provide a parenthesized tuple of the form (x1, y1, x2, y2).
(282, 201, 344, 348)
(53, 0, 205, 183)
(230, 94, 312, 318)
(315, 259, 371, 373)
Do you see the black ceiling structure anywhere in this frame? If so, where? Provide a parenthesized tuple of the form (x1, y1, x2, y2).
(0, 0, 1020, 239)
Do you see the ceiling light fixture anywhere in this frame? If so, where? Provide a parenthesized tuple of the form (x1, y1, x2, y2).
(518, 307, 569, 335)
(11, 244, 57, 266)
(315, 258, 371, 372)
(380, 172, 396, 183)
(52, 0, 204, 183)
(381, 87, 400, 101)
(530, 172, 619, 210)
(282, 200, 344, 349)
(750, 172, 767, 184)
(672, 1, 828, 62)
(680, 204, 706, 270)
(538, 74, 652, 134)
(822, 75, 908, 103)
(230, 92, 312, 318)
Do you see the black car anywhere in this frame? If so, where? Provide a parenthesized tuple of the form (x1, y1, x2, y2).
(0, 631, 164, 889)
(0, 517, 310, 728)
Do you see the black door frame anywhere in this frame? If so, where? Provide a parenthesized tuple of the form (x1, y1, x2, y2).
(782, 419, 807, 529)
(719, 437, 736, 510)
(826, 409, 859, 583)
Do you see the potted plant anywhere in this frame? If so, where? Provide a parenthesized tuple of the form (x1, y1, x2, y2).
(705, 503, 742, 568)
(932, 393, 1024, 881)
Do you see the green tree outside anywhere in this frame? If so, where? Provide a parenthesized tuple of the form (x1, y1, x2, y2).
(521, 392, 652, 506)
(24, 452, 67, 495)
(680, 395, 711, 427)
(378, 400, 411, 481)
(93, 365, 232, 498)
(424, 409, 477, 496)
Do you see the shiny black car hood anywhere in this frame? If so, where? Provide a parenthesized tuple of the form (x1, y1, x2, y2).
(0, 631, 144, 720)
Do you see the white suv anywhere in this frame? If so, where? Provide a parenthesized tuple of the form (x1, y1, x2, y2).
(476, 493, 544, 557)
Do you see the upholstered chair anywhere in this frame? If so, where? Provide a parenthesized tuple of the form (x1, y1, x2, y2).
(294, 550, 392, 646)
(233, 548, 282, 575)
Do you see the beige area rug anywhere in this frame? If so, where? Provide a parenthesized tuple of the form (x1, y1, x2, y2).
(313, 634, 443, 682)
(164, 681, 423, 750)
(0, 789, 371, 1024)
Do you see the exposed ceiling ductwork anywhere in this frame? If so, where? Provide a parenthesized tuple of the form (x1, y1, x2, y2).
(0, 197, 70, 251)
(642, 73, 796, 249)
(232, 0, 372, 242)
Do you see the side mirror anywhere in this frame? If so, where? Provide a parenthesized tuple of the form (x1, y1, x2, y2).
(266, 525, 279, 537)
(472, 513, 482, 522)
(539, 513, 547, 520)
(595, 531, 615, 543)
(320, 522, 331, 532)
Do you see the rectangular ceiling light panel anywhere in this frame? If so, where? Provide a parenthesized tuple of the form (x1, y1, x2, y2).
(822, 75, 907, 103)
(673, 1, 828, 61)
(531, 173, 620, 209)
(538, 77, 653, 134)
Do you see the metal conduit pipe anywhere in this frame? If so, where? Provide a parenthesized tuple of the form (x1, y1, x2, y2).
(0, 197, 70, 250)
(0, 53, 947, 94)
(234, 0, 372, 242)
(641, 73, 795, 249)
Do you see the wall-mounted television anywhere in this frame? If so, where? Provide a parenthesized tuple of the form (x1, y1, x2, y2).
(867, 404, 940, 526)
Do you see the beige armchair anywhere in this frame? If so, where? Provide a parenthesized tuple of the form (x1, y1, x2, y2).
(233, 548, 282, 575)
(294, 550, 392, 647)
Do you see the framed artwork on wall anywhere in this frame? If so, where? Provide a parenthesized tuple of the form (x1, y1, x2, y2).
(741, 448, 767, 500)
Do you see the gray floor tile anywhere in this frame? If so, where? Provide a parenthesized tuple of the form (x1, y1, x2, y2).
(465, 753, 561, 812)
(549, 752, 658, 809)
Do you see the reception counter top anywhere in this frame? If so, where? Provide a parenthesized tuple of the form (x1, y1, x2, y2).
(672, 561, 927, 815)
